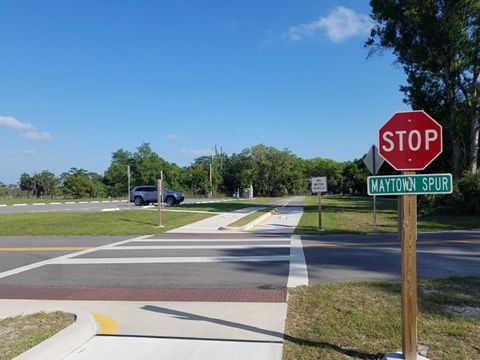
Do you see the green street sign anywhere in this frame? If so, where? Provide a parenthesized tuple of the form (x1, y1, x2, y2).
(367, 173, 453, 196)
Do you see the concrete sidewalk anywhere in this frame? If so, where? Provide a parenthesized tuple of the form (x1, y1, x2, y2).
(169, 202, 281, 234)
(5, 197, 305, 360)
(2, 300, 286, 360)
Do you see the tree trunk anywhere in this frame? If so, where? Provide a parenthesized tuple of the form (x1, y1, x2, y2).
(468, 112, 479, 175)
(444, 67, 462, 179)
(468, 60, 479, 175)
(449, 115, 462, 179)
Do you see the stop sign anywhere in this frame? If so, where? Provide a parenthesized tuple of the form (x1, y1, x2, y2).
(378, 110, 442, 170)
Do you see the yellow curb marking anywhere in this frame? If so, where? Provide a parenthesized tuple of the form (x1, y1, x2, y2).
(93, 313, 118, 334)
(248, 199, 293, 231)
(0, 247, 91, 251)
(303, 239, 480, 248)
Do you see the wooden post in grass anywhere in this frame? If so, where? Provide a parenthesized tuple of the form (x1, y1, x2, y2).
(400, 170, 417, 360)
(317, 192, 322, 231)
(157, 179, 163, 228)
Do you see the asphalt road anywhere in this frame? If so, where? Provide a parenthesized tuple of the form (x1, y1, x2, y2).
(0, 200, 132, 214)
(0, 231, 479, 292)
(0, 234, 292, 290)
(302, 231, 480, 283)
(0, 198, 233, 214)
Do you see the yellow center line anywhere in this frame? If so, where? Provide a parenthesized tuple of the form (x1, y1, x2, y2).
(0, 247, 92, 251)
(93, 313, 118, 334)
(303, 239, 480, 248)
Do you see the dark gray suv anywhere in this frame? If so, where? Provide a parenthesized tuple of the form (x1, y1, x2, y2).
(129, 186, 184, 206)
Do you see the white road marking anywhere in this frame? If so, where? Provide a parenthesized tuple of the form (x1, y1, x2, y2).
(102, 245, 290, 250)
(287, 235, 308, 288)
(0, 235, 153, 280)
(132, 238, 288, 243)
(52, 255, 290, 264)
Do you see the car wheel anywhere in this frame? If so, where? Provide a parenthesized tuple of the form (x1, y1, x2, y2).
(134, 197, 144, 206)
(166, 196, 175, 205)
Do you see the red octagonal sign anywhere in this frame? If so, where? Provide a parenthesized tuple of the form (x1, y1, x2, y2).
(379, 110, 442, 170)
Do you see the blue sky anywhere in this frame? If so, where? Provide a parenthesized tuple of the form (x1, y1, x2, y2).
(0, 0, 410, 185)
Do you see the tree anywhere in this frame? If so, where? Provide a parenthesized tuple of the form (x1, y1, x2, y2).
(234, 144, 304, 197)
(63, 175, 95, 198)
(32, 171, 58, 197)
(18, 171, 58, 197)
(62, 168, 102, 198)
(222, 151, 254, 195)
(305, 158, 344, 194)
(183, 164, 210, 196)
(366, 0, 480, 177)
(341, 159, 370, 195)
(18, 173, 33, 194)
(132, 142, 167, 185)
(103, 149, 134, 196)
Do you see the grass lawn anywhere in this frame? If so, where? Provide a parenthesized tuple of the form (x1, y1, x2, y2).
(294, 195, 480, 235)
(0, 312, 75, 360)
(283, 277, 480, 360)
(0, 198, 285, 236)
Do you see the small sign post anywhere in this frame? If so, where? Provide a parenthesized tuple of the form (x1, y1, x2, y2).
(363, 144, 384, 230)
(157, 178, 163, 228)
(311, 177, 327, 231)
(127, 165, 131, 211)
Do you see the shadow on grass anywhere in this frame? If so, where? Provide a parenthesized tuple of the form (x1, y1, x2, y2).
(283, 335, 383, 359)
(118, 217, 156, 226)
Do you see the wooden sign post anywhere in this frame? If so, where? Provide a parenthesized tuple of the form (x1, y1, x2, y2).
(317, 192, 322, 231)
(156, 179, 163, 228)
(311, 177, 327, 232)
(377, 111, 444, 360)
(399, 170, 417, 359)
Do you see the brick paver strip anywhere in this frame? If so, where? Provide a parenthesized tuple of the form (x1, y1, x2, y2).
(0, 286, 287, 302)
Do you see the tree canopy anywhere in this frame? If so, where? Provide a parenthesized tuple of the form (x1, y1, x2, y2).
(366, 0, 480, 177)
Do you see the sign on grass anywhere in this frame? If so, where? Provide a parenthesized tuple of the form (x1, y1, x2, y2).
(311, 177, 327, 193)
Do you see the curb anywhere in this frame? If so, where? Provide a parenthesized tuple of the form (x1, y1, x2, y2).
(218, 208, 279, 231)
(12, 308, 98, 360)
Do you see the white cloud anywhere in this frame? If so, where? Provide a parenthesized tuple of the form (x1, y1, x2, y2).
(0, 115, 53, 141)
(0, 115, 35, 131)
(0, 149, 36, 156)
(287, 6, 372, 43)
(20, 131, 53, 141)
(166, 134, 178, 140)
(19, 150, 36, 155)
(181, 148, 212, 157)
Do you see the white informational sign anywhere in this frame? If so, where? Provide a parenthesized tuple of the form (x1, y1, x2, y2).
(311, 177, 327, 193)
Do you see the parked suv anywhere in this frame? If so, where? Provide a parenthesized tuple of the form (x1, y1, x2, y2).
(129, 186, 184, 206)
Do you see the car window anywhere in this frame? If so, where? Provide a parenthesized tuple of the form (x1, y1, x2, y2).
(135, 186, 156, 192)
